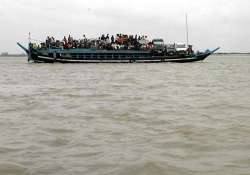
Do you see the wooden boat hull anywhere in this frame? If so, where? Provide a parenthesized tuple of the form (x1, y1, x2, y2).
(17, 43, 219, 63)
(31, 54, 209, 63)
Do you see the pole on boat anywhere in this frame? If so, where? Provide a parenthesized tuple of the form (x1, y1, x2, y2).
(185, 14, 189, 47)
(28, 32, 31, 43)
(28, 32, 31, 62)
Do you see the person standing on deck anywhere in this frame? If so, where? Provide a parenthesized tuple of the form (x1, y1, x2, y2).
(111, 35, 114, 44)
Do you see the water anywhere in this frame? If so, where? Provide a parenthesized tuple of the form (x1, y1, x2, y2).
(0, 55, 250, 175)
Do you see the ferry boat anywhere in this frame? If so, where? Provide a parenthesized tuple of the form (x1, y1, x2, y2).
(17, 41, 219, 63)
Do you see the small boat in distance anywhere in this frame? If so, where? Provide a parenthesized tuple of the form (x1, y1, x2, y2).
(17, 35, 219, 63)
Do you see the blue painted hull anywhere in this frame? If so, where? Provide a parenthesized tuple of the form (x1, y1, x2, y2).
(17, 43, 219, 63)
(31, 53, 210, 63)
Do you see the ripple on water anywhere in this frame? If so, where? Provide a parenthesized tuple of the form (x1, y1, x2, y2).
(38, 137, 71, 148)
(46, 128, 76, 135)
(0, 162, 27, 175)
(110, 161, 194, 175)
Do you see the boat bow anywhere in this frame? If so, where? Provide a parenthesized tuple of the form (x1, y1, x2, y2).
(17, 42, 29, 54)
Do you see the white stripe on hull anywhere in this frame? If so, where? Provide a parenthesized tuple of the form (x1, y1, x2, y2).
(35, 54, 209, 63)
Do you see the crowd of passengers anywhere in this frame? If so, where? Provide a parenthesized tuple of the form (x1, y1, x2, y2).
(40, 34, 154, 50)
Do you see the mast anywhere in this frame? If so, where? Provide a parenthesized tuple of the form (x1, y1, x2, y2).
(28, 32, 31, 43)
(28, 32, 31, 62)
(186, 14, 189, 47)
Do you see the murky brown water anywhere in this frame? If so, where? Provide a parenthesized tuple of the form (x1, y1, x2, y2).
(0, 55, 250, 175)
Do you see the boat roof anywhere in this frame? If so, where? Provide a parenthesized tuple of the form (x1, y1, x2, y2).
(38, 48, 151, 54)
(152, 39, 164, 42)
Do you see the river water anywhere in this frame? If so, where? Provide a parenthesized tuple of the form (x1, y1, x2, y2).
(0, 55, 250, 175)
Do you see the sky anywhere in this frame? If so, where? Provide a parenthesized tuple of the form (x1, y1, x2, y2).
(0, 0, 250, 53)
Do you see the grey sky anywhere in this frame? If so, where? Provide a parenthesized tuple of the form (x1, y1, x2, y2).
(0, 0, 250, 53)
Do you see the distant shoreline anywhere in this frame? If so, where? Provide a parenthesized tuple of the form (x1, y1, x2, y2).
(0, 54, 26, 57)
(215, 53, 250, 55)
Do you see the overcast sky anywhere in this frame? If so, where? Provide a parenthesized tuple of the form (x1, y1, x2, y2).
(0, 0, 250, 53)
